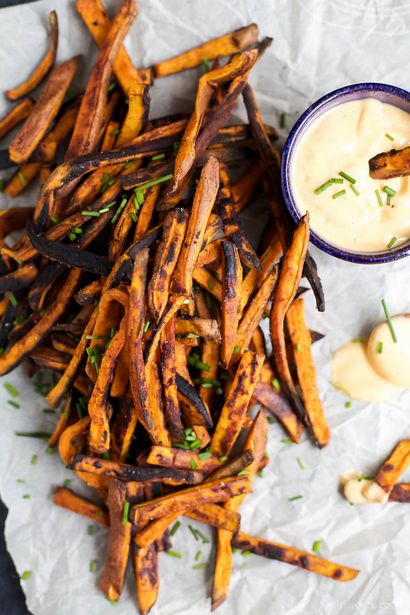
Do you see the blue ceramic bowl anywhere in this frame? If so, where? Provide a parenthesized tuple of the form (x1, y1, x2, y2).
(281, 83, 410, 264)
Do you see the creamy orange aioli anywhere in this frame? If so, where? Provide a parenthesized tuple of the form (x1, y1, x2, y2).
(331, 315, 410, 403)
(292, 98, 410, 252)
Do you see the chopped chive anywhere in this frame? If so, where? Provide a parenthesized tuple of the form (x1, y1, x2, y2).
(381, 298, 397, 343)
(63, 479, 71, 487)
(331, 178, 344, 184)
(240, 550, 252, 557)
(281, 438, 293, 445)
(170, 520, 181, 536)
(201, 57, 211, 72)
(22, 494, 31, 499)
(280, 111, 288, 129)
(46, 447, 55, 455)
(101, 452, 110, 460)
(193, 528, 210, 544)
(17, 479, 25, 484)
(111, 196, 128, 224)
(144, 320, 150, 333)
(31, 454, 38, 465)
(151, 153, 165, 161)
(134, 190, 144, 207)
(314, 180, 334, 194)
(50, 215, 58, 223)
(173, 141, 180, 155)
(18, 171, 27, 186)
(339, 171, 356, 184)
(207, 278, 214, 290)
(350, 183, 360, 196)
(288, 495, 303, 502)
(68, 232, 77, 241)
(332, 189, 346, 199)
(376, 341, 383, 354)
(196, 361, 210, 372)
(0, 179, 6, 192)
(111, 129, 120, 136)
(387, 236, 397, 249)
(193, 563, 208, 570)
(135, 173, 173, 192)
(195, 550, 202, 561)
(21, 570, 31, 580)
(108, 81, 117, 93)
(257, 470, 265, 477)
(375, 189, 383, 207)
(385, 133, 395, 141)
(237, 469, 250, 477)
(345, 401, 352, 408)
(124, 161, 133, 169)
(15, 431, 51, 438)
(89, 559, 98, 573)
(383, 185, 396, 197)
(81, 210, 100, 217)
(232, 345, 240, 355)
(219, 456, 228, 462)
(187, 332, 200, 339)
(198, 451, 212, 461)
(267, 416, 275, 425)
(190, 458, 198, 470)
(386, 194, 392, 207)
(98, 207, 110, 214)
(312, 540, 322, 553)
(188, 525, 199, 540)
(8, 400, 20, 409)
(122, 500, 130, 526)
(271, 378, 281, 391)
(296, 457, 305, 470)
(8, 293, 18, 307)
(130, 211, 138, 223)
(352, 337, 363, 344)
(165, 550, 182, 558)
(87, 525, 95, 536)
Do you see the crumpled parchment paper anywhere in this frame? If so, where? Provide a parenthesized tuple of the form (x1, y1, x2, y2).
(1, 1, 410, 614)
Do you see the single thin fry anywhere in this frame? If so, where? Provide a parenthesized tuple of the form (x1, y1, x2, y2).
(369, 146, 410, 179)
(374, 440, 410, 494)
(54, 486, 109, 527)
(0, 98, 34, 140)
(221, 241, 242, 367)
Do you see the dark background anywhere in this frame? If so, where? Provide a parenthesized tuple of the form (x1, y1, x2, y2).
(1, 1, 36, 612)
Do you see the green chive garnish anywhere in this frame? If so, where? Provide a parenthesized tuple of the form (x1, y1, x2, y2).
(144, 320, 150, 333)
(345, 401, 352, 408)
(267, 416, 274, 424)
(257, 470, 265, 477)
(201, 57, 210, 72)
(122, 500, 130, 526)
(350, 183, 360, 196)
(314, 180, 334, 194)
(63, 479, 71, 487)
(124, 161, 133, 169)
(21, 570, 31, 580)
(207, 278, 214, 290)
(195, 550, 202, 561)
(387, 236, 397, 249)
(339, 171, 356, 184)
(281, 438, 293, 445)
(381, 298, 397, 343)
(376, 341, 383, 354)
(108, 81, 117, 93)
(18, 172, 27, 186)
(280, 112, 288, 129)
(15, 431, 51, 438)
(331, 178, 344, 184)
(31, 454, 38, 465)
(22, 494, 30, 499)
(198, 451, 212, 461)
(111, 196, 128, 224)
(135, 173, 173, 192)
(17, 479, 25, 484)
(271, 378, 281, 391)
(151, 153, 165, 161)
(165, 550, 182, 558)
(8, 293, 18, 307)
(296, 457, 305, 470)
(8, 400, 20, 409)
(288, 495, 303, 502)
(385, 133, 394, 141)
(170, 520, 181, 536)
(50, 215, 58, 223)
(240, 550, 252, 557)
(46, 447, 55, 455)
(237, 469, 250, 477)
(90, 559, 98, 573)
(190, 458, 198, 470)
(87, 525, 95, 535)
(111, 129, 120, 136)
(219, 456, 228, 462)
(386, 194, 392, 207)
(187, 332, 200, 339)
(383, 185, 396, 197)
(0, 179, 6, 192)
(193, 563, 208, 570)
(332, 189, 346, 199)
(81, 210, 100, 217)
(375, 189, 383, 207)
(312, 540, 322, 553)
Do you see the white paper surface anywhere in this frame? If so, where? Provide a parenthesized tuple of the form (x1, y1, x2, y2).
(1, 1, 410, 614)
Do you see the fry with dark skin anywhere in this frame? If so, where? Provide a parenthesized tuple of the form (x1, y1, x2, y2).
(9, 57, 79, 164)
(116, 84, 150, 147)
(270, 215, 310, 425)
(159, 316, 184, 440)
(221, 241, 242, 367)
(211, 350, 264, 457)
(240, 237, 282, 313)
(0, 98, 34, 140)
(54, 486, 109, 527)
(286, 297, 330, 447)
(389, 483, 410, 502)
(153, 24, 259, 77)
(175, 317, 221, 342)
(374, 440, 410, 495)
(66, 0, 138, 159)
(253, 381, 303, 442)
(6, 11, 59, 101)
(368, 146, 410, 179)
(132, 543, 159, 615)
(231, 532, 359, 582)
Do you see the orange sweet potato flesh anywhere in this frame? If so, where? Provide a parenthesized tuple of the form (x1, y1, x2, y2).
(375, 440, 410, 494)
(66, 0, 137, 159)
(154, 24, 259, 77)
(9, 57, 79, 164)
(211, 351, 264, 457)
(54, 486, 109, 527)
(132, 543, 159, 615)
(368, 146, 410, 179)
(231, 531, 359, 582)
(6, 11, 59, 101)
(159, 316, 184, 440)
(76, 0, 152, 91)
(0, 98, 34, 140)
(116, 84, 150, 147)
(253, 381, 303, 443)
(285, 297, 330, 447)
(221, 241, 242, 367)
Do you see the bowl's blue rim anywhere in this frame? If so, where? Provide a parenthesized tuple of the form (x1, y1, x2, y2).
(281, 82, 410, 264)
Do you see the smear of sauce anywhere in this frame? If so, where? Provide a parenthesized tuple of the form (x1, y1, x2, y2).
(340, 472, 388, 505)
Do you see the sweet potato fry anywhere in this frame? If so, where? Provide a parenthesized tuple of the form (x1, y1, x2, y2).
(159, 316, 184, 440)
(4, 163, 41, 197)
(130, 476, 250, 525)
(286, 297, 330, 447)
(9, 57, 79, 164)
(221, 241, 242, 367)
(374, 440, 410, 495)
(253, 381, 303, 442)
(54, 486, 109, 527)
(389, 483, 410, 502)
(207, 450, 254, 481)
(177, 373, 213, 428)
(192, 267, 222, 303)
(171, 157, 219, 295)
(0, 207, 34, 239)
(58, 417, 90, 466)
(99, 479, 131, 602)
(66, 0, 137, 159)
(369, 146, 410, 179)
(154, 24, 259, 77)
(231, 160, 263, 213)
(145, 361, 172, 447)
(6, 11, 59, 101)
(148, 207, 189, 321)
(270, 215, 310, 424)
(116, 84, 150, 147)
(211, 351, 264, 457)
(132, 543, 159, 615)
(76, 0, 152, 91)
(0, 263, 38, 293)
(0, 98, 34, 140)
(231, 531, 359, 582)
(48, 396, 71, 448)
(146, 445, 222, 474)
(240, 237, 282, 313)
(175, 317, 221, 342)
(71, 454, 202, 486)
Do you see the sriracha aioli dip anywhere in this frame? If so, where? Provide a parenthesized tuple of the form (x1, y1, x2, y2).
(291, 98, 410, 252)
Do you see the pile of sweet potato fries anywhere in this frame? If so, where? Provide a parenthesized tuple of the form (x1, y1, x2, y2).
(0, 0, 359, 611)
